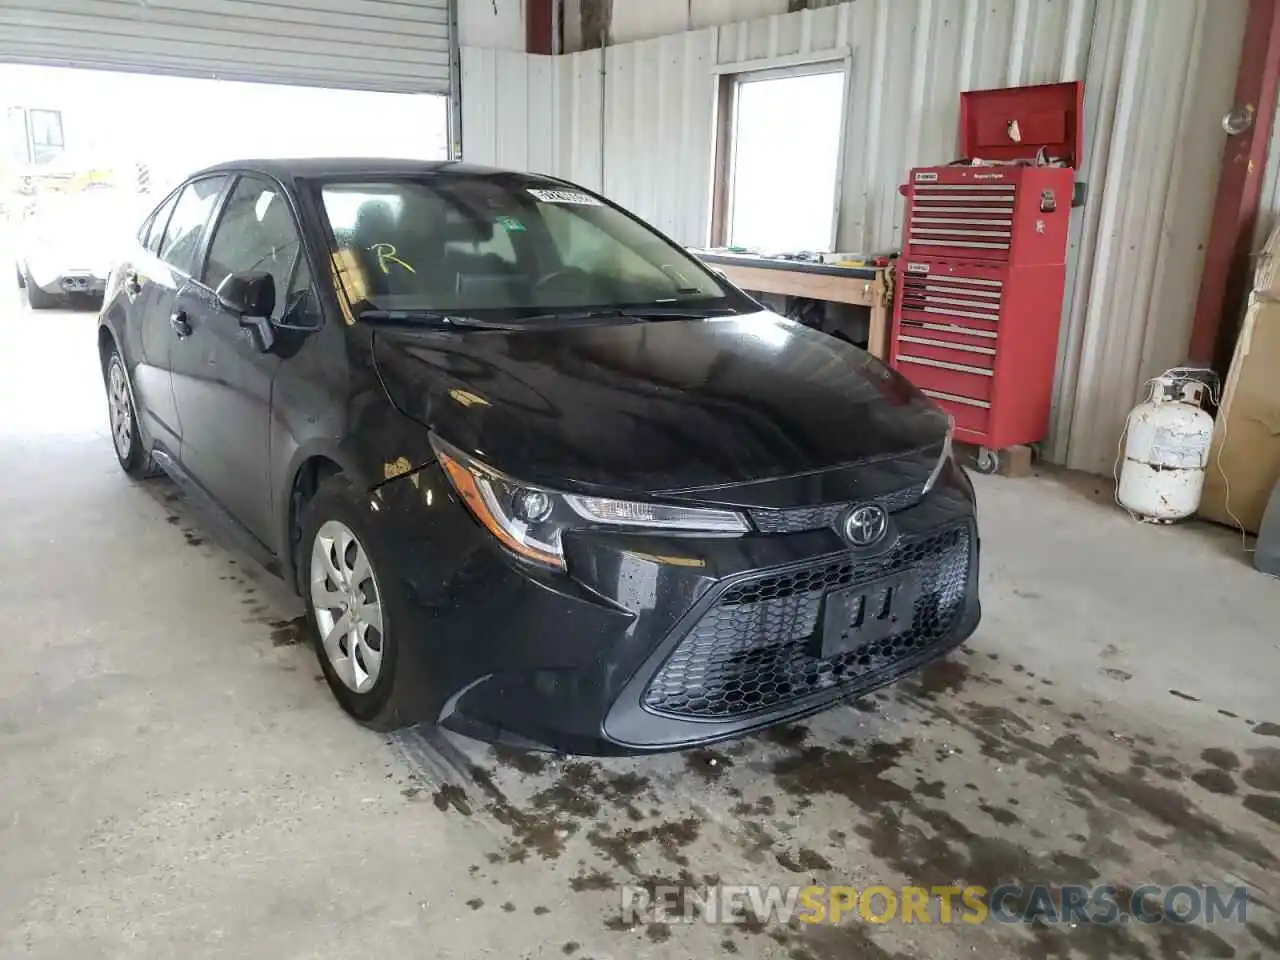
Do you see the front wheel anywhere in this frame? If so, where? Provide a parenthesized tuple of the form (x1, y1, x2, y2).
(301, 476, 419, 730)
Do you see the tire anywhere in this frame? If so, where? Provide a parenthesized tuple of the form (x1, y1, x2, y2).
(301, 475, 418, 730)
(24, 271, 59, 309)
(104, 348, 158, 478)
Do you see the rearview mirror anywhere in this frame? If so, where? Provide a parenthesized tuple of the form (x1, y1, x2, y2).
(216, 271, 276, 319)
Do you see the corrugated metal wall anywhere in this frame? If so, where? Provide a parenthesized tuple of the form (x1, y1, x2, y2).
(462, 0, 1245, 474)
(0, 0, 452, 93)
(1049, 0, 1245, 472)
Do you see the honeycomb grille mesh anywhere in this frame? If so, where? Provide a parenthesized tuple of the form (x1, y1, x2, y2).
(641, 525, 970, 719)
(749, 483, 926, 534)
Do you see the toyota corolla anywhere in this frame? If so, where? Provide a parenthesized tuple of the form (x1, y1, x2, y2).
(97, 159, 980, 755)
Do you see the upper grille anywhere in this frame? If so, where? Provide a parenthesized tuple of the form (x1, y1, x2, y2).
(641, 525, 970, 719)
(749, 482, 926, 534)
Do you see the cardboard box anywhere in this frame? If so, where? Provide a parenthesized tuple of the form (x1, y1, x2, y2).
(1201, 294, 1280, 533)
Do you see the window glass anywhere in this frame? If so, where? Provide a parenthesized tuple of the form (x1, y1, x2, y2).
(280, 256, 320, 328)
(728, 68, 845, 252)
(317, 177, 729, 321)
(28, 109, 64, 165)
(203, 177, 302, 318)
(142, 192, 179, 253)
(158, 176, 228, 274)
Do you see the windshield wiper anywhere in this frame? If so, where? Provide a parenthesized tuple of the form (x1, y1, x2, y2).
(357, 309, 518, 331)
(517, 305, 740, 324)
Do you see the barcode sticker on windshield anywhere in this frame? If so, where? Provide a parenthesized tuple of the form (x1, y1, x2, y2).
(528, 188, 601, 205)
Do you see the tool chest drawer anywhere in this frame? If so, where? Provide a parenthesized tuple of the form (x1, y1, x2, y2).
(896, 319, 998, 351)
(892, 357, 994, 403)
(888, 258, 1067, 450)
(894, 335, 996, 370)
(902, 165, 1074, 266)
(907, 182, 1015, 258)
(917, 389, 990, 438)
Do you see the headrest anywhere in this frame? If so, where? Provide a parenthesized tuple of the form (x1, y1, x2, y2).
(353, 200, 399, 239)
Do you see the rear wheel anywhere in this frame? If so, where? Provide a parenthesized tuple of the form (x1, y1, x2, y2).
(24, 271, 59, 309)
(302, 476, 418, 730)
(105, 349, 157, 478)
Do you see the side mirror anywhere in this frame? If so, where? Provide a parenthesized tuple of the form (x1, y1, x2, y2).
(216, 270, 276, 319)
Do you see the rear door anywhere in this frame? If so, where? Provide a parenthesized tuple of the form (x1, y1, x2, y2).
(145, 175, 230, 453)
(170, 174, 302, 545)
(122, 189, 182, 454)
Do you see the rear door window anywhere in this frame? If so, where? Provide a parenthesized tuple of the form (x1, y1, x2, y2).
(157, 176, 228, 274)
(142, 192, 180, 254)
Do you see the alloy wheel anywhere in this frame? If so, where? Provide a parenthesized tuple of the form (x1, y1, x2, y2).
(310, 520, 385, 693)
(107, 360, 133, 460)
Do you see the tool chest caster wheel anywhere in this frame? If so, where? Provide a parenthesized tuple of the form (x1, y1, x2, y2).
(974, 447, 1000, 475)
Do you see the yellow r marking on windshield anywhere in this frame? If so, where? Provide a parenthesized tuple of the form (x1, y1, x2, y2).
(371, 242, 416, 275)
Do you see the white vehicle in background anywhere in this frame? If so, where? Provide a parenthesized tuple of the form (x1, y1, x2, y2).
(15, 185, 137, 309)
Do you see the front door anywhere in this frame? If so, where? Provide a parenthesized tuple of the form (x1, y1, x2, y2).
(170, 175, 303, 546)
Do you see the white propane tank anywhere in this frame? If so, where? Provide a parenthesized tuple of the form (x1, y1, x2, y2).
(1117, 374, 1215, 523)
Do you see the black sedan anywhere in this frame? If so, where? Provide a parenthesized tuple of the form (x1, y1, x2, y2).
(98, 159, 979, 755)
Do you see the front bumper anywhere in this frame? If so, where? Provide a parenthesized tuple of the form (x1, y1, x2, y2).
(373, 459, 980, 755)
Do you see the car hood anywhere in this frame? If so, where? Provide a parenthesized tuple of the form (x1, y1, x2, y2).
(372, 311, 949, 499)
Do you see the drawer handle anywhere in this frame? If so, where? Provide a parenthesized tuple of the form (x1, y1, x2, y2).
(909, 205, 1013, 213)
(898, 335, 997, 356)
(911, 238, 1011, 250)
(902, 274, 1003, 288)
(898, 354, 995, 376)
(914, 284, 1002, 299)
(904, 304, 1002, 322)
(903, 321, 999, 340)
(912, 216, 1014, 226)
(912, 227, 1013, 239)
(913, 184, 1016, 192)
(920, 389, 992, 409)
(918, 295, 1003, 311)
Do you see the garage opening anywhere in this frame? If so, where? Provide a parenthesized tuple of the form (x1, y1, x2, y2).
(3, 63, 449, 307)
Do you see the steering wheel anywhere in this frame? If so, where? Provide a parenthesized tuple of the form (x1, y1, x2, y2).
(532, 266, 589, 291)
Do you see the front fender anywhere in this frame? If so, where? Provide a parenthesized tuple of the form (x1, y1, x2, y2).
(274, 400, 438, 592)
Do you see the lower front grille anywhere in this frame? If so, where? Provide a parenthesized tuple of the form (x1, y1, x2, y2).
(641, 525, 971, 719)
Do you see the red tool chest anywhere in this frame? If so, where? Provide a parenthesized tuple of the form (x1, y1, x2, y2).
(889, 81, 1083, 454)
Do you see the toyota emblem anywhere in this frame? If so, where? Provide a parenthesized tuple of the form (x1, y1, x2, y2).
(843, 504, 888, 547)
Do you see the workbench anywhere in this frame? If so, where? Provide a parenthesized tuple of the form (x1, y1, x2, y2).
(692, 250, 891, 359)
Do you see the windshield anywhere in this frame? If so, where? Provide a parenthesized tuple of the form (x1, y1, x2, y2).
(316, 175, 740, 321)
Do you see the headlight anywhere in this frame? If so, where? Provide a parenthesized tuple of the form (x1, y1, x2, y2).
(432, 438, 749, 570)
(921, 416, 956, 496)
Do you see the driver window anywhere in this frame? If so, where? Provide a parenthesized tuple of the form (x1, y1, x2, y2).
(202, 176, 301, 320)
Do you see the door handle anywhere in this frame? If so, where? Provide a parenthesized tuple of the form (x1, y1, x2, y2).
(170, 309, 192, 338)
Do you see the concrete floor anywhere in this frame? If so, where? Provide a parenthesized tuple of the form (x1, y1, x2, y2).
(2, 293, 1279, 960)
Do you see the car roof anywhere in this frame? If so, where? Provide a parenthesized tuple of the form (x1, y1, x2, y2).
(190, 157, 551, 184)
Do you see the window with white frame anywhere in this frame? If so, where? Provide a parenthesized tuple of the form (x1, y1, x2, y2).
(716, 64, 847, 253)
